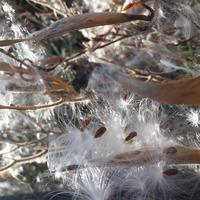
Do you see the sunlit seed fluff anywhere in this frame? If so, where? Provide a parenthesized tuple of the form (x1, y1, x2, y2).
(117, 162, 182, 199)
(48, 94, 172, 173)
(48, 94, 200, 199)
(186, 109, 200, 127)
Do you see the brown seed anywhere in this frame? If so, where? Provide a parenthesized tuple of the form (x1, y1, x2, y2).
(133, 150, 141, 156)
(80, 118, 91, 131)
(160, 121, 169, 129)
(159, 121, 174, 131)
(94, 126, 107, 138)
(163, 146, 177, 155)
(123, 93, 128, 101)
(163, 168, 178, 176)
(125, 131, 137, 142)
(84, 119, 91, 127)
(66, 164, 79, 171)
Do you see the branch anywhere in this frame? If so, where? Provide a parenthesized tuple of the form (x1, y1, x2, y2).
(0, 96, 89, 111)
(109, 145, 200, 165)
(0, 149, 47, 173)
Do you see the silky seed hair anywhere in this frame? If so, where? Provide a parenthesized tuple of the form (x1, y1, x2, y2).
(47, 87, 200, 199)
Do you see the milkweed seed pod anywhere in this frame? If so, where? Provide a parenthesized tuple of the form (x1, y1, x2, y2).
(0, 1, 200, 200)
(48, 93, 200, 199)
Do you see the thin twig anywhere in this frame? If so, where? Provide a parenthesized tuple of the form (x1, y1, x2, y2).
(0, 48, 34, 69)
(0, 149, 47, 173)
(0, 96, 89, 111)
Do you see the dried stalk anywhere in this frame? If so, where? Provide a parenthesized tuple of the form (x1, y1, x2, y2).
(29, 3, 154, 40)
(55, 145, 200, 173)
(0, 96, 89, 111)
(110, 145, 200, 165)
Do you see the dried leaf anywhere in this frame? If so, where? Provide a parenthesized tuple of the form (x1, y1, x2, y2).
(0, 3, 153, 46)
(122, 1, 142, 11)
(0, 62, 15, 74)
(0, 61, 36, 77)
(146, 76, 200, 105)
(29, 10, 153, 41)
(43, 74, 78, 97)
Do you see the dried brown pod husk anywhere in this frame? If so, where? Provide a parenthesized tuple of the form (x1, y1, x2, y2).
(113, 70, 200, 106)
(108, 145, 200, 166)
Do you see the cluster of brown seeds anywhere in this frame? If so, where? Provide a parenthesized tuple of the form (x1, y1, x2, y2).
(94, 125, 138, 143)
(68, 123, 179, 177)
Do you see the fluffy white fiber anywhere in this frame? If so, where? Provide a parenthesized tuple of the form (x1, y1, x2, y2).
(0, 2, 53, 130)
(48, 88, 200, 199)
(0, 0, 200, 200)
(46, 1, 200, 199)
